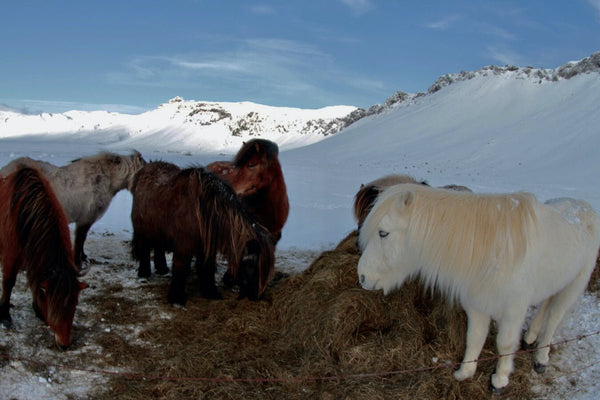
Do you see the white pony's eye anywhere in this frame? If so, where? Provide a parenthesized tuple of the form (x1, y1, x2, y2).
(379, 230, 389, 238)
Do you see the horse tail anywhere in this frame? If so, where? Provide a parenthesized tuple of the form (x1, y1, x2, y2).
(253, 222, 275, 296)
(8, 167, 77, 291)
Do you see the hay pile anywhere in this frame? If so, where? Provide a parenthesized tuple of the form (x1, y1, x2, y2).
(99, 231, 535, 399)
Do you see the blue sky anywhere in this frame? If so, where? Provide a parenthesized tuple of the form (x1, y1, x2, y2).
(1, 0, 599, 113)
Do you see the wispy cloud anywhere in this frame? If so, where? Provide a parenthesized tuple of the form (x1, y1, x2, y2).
(424, 14, 462, 30)
(0, 98, 147, 114)
(107, 38, 386, 107)
(588, 0, 600, 22)
(249, 5, 276, 15)
(479, 23, 517, 41)
(340, 0, 374, 16)
(486, 45, 524, 66)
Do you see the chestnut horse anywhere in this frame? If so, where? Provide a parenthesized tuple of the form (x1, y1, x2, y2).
(0, 167, 87, 349)
(206, 139, 289, 244)
(130, 161, 275, 305)
(0, 151, 146, 266)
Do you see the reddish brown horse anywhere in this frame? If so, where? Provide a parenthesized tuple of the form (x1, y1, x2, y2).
(130, 161, 275, 305)
(0, 167, 87, 349)
(206, 139, 289, 244)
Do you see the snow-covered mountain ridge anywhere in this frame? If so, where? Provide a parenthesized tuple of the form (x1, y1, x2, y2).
(293, 51, 600, 129)
(0, 98, 357, 153)
(1, 52, 599, 154)
(427, 51, 600, 94)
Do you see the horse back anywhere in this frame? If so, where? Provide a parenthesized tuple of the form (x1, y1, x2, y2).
(0, 157, 58, 178)
(131, 162, 206, 253)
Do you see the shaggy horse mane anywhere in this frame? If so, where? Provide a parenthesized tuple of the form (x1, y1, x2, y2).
(173, 165, 274, 293)
(363, 184, 540, 298)
(70, 150, 143, 167)
(233, 139, 279, 168)
(6, 167, 80, 327)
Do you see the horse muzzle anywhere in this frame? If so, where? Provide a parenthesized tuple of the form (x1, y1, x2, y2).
(55, 333, 71, 351)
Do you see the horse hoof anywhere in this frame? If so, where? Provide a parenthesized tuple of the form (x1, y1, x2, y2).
(222, 271, 235, 288)
(0, 318, 13, 329)
(137, 270, 151, 279)
(521, 338, 537, 350)
(201, 289, 223, 300)
(155, 268, 170, 276)
(533, 362, 547, 374)
(168, 297, 187, 307)
(489, 382, 507, 396)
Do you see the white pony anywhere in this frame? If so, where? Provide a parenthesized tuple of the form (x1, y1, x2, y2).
(357, 183, 600, 392)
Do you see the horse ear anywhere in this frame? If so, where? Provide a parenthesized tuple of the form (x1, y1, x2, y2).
(397, 190, 414, 211)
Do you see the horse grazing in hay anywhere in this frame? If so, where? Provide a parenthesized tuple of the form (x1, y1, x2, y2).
(357, 183, 600, 392)
(130, 161, 275, 305)
(0, 167, 88, 349)
(206, 139, 289, 244)
(353, 174, 471, 231)
(0, 151, 146, 266)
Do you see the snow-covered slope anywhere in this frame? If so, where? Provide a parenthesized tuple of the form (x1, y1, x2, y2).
(0, 97, 356, 152)
(278, 53, 600, 250)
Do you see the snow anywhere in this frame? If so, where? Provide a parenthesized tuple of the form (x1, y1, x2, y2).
(1, 59, 600, 399)
(0, 98, 357, 153)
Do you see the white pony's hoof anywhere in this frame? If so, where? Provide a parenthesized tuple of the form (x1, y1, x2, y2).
(521, 338, 536, 350)
(489, 382, 508, 395)
(453, 365, 475, 381)
(490, 373, 509, 392)
(533, 362, 547, 374)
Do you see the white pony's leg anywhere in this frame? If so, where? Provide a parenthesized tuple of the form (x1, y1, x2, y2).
(491, 310, 527, 390)
(454, 307, 490, 381)
(532, 261, 595, 369)
(523, 299, 550, 347)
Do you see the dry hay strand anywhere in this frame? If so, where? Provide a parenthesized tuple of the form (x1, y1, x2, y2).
(97, 231, 534, 399)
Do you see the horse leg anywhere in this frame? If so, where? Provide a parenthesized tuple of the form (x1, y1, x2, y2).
(132, 233, 152, 278)
(153, 246, 169, 275)
(523, 298, 550, 348)
(195, 255, 222, 300)
(491, 309, 528, 391)
(453, 306, 490, 381)
(168, 253, 192, 306)
(74, 222, 92, 266)
(32, 300, 44, 321)
(531, 260, 595, 372)
(0, 258, 18, 327)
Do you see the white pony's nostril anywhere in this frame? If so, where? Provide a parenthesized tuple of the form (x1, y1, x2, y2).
(360, 274, 365, 284)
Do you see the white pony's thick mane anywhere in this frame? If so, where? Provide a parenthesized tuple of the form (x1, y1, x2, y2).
(363, 184, 540, 300)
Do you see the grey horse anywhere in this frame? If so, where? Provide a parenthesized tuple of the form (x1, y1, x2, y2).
(0, 151, 146, 266)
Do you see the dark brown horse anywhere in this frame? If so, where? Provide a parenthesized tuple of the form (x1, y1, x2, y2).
(130, 161, 275, 305)
(353, 174, 472, 230)
(0, 151, 146, 266)
(206, 139, 289, 244)
(0, 167, 88, 349)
